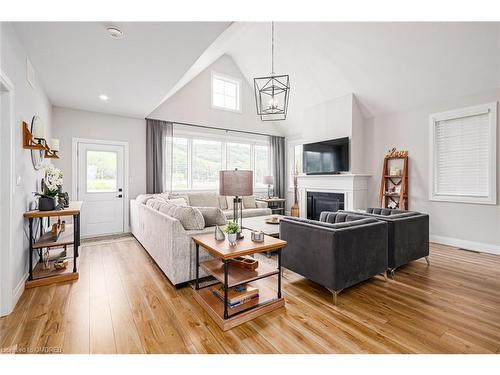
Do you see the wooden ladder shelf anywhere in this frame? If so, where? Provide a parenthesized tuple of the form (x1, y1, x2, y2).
(378, 155, 409, 210)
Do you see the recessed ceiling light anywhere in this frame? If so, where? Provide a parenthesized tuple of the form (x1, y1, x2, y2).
(106, 27, 123, 40)
(99, 94, 109, 101)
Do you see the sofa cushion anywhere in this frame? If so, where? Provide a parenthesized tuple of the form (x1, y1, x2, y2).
(136, 194, 154, 205)
(363, 208, 420, 219)
(157, 202, 205, 230)
(168, 197, 188, 206)
(226, 196, 235, 210)
(284, 216, 377, 229)
(319, 211, 368, 224)
(218, 196, 228, 210)
(242, 196, 257, 209)
(223, 208, 272, 219)
(187, 191, 220, 208)
(168, 193, 190, 205)
(197, 207, 227, 226)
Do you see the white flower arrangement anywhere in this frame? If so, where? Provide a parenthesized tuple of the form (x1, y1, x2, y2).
(39, 163, 63, 198)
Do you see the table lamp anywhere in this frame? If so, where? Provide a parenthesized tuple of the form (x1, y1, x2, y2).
(219, 169, 253, 240)
(263, 175, 274, 199)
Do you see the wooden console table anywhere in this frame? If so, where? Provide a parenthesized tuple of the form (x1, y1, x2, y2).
(192, 229, 287, 331)
(256, 197, 286, 214)
(23, 201, 82, 288)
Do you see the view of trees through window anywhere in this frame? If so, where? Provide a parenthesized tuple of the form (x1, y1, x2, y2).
(86, 150, 117, 192)
(170, 136, 270, 191)
(192, 139, 222, 189)
(254, 145, 269, 189)
(227, 142, 251, 170)
(172, 138, 188, 190)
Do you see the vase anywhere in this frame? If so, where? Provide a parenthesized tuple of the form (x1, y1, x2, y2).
(215, 225, 225, 241)
(39, 196, 57, 211)
(227, 233, 237, 246)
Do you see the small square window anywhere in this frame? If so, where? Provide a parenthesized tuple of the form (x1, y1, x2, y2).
(211, 72, 241, 112)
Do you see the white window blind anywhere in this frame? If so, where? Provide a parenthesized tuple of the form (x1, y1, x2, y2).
(430, 102, 496, 205)
(434, 113, 489, 196)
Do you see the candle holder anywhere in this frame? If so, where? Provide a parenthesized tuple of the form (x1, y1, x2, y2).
(22, 122, 45, 150)
(45, 149, 59, 159)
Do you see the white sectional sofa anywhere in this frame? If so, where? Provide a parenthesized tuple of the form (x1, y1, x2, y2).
(130, 191, 271, 286)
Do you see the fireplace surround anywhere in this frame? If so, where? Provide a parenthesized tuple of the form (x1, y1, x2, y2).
(296, 174, 370, 218)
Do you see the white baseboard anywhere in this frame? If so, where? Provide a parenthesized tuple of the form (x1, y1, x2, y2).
(431, 235, 500, 256)
(11, 273, 28, 313)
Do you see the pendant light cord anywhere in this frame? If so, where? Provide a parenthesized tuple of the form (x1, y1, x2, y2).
(271, 21, 274, 75)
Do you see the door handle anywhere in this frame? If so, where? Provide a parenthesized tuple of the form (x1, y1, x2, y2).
(116, 194, 123, 198)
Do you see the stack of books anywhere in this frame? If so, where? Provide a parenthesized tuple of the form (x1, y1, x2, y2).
(212, 284, 259, 308)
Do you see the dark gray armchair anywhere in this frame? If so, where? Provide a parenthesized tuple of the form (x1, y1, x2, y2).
(341, 208, 430, 277)
(280, 213, 388, 304)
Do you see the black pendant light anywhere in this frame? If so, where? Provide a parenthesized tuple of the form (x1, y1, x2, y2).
(254, 22, 290, 121)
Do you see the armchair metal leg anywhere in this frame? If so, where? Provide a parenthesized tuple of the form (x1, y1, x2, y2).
(381, 271, 388, 281)
(388, 268, 396, 279)
(425, 256, 431, 266)
(327, 288, 342, 306)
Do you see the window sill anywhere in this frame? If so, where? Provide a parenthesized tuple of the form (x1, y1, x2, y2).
(429, 195, 497, 205)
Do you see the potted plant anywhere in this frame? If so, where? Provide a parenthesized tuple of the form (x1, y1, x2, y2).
(224, 221, 240, 245)
(36, 164, 63, 211)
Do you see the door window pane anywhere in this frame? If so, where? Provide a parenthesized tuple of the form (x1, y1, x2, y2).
(192, 139, 222, 189)
(86, 150, 117, 192)
(227, 143, 251, 171)
(172, 137, 189, 190)
(254, 145, 270, 189)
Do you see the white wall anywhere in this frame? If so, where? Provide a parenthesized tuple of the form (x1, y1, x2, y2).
(51, 107, 146, 202)
(284, 93, 367, 211)
(364, 89, 500, 253)
(149, 54, 284, 137)
(0, 22, 53, 313)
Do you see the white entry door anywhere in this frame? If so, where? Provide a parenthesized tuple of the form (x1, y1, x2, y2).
(77, 141, 125, 237)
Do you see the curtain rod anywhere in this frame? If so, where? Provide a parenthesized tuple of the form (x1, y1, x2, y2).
(145, 118, 284, 139)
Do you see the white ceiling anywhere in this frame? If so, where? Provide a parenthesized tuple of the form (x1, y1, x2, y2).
(13, 22, 500, 132)
(12, 22, 230, 117)
(225, 22, 500, 135)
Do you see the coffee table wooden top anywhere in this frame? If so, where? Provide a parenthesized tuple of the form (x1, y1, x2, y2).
(192, 229, 287, 260)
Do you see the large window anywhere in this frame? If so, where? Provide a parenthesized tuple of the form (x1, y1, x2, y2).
(254, 145, 270, 189)
(429, 102, 497, 205)
(227, 142, 251, 170)
(170, 133, 270, 191)
(192, 139, 222, 189)
(172, 137, 188, 190)
(211, 72, 241, 112)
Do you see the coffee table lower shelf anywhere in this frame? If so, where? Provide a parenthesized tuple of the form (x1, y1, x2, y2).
(193, 282, 285, 331)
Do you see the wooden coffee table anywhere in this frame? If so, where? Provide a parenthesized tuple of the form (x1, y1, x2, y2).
(192, 229, 287, 331)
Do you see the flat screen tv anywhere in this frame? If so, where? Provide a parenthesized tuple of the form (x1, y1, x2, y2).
(303, 137, 349, 175)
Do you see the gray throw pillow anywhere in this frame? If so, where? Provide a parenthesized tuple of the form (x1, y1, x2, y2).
(242, 196, 257, 209)
(197, 207, 228, 226)
(158, 202, 205, 230)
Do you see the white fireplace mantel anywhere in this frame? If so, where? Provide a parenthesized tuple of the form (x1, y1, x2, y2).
(296, 174, 371, 218)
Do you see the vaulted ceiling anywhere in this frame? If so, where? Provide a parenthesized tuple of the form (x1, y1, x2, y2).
(225, 22, 500, 134)
(12, 22, 500, 134)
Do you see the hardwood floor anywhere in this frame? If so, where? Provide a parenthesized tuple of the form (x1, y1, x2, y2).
(1, 236, 500, 354)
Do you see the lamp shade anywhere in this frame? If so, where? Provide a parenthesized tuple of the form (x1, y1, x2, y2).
(219, 170, 253, 196)
(263, 175, 274, 185)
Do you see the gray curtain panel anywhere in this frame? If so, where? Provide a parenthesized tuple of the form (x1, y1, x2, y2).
(270, 136, 286, 199)
(146, 119, 173, 193)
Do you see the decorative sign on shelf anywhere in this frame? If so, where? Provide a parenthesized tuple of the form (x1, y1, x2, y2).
(385, 147, 408, 158)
